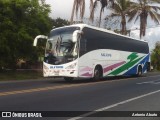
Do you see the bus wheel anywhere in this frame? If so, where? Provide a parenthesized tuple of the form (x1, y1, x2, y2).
(64, 77, 74, 82)
(93, 65, 103, 81)
(137, 66, 142, 77)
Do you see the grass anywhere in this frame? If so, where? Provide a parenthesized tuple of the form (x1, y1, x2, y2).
(0, 70, 43, 81)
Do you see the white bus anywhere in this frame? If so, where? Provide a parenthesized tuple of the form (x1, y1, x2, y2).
(33, 24, 150, 81)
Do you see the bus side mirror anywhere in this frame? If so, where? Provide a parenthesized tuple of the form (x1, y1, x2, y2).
(33, 35, 48, 46)
(72, 30, 82, 43)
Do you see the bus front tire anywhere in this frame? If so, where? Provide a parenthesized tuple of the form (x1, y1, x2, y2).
(93, 65, 103, 81)
(64, 77, 74, 82)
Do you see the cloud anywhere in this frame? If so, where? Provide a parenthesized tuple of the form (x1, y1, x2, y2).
(45, 0, 74, 19)
(130, 27, 160, 51)
(145, 28, 160, 51)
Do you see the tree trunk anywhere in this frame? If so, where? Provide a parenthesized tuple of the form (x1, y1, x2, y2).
(121, 15, 127, 35)
(99, 7, 103, 27)
(70, 0, 76, 24)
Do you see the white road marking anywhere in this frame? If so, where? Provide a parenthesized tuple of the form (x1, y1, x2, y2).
(68, 89, 160, 120)
(148, 74, 160, 77)
(137, 79, 160, 85)
(153, 82, 160, 84)
(137, 81, 154, 84)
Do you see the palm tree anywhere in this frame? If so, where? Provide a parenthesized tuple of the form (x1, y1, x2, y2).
(128, 0, 160, 38)
(90, 0, 115, 27)
(107, 0, 130, 35)
(70, 0, 94, 24)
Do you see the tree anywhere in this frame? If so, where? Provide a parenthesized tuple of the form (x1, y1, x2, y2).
(70, 0, 94, 24)
(128, 0, 160, 38)
(52, 18, 70, 28)
(0, 0, 52, 70)
(90, 0, 114, 27)
(106, 0, 130, 35)
(151, 41, 160, 70)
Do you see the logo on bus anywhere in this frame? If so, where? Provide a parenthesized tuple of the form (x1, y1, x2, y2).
(101, 53, 112, 57)
(50, 66, 63, 69)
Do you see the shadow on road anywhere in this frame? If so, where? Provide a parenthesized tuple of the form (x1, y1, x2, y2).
(48, 75, 142, 84)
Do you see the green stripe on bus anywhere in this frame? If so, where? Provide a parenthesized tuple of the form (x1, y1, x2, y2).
(109, 56, 144, 76)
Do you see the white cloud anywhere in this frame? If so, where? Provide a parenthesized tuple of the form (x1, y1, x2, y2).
(145, 28, 160, 51)
(130, 27, 160, 51)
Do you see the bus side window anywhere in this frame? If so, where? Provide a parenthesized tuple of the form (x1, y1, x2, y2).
(80, 36, 87, 52)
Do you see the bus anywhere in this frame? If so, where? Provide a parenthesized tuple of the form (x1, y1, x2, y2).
(33, 24, 150, 81)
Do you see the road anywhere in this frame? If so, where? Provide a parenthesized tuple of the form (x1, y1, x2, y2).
(0, 72, 160, 120)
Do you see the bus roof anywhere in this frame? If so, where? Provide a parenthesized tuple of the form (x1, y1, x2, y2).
(51, 24, 147, 43)
(70, 24, 148, 43)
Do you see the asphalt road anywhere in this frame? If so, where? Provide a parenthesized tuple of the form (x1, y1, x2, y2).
(0, 72, 160, 120)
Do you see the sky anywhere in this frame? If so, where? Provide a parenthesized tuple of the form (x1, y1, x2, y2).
(45, 0, 160, 51)
(45, 0, 74, 19)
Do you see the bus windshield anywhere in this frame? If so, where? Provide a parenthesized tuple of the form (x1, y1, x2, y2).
(45, 27, 80, 65)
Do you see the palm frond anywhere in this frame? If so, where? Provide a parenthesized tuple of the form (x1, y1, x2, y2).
(149, 11, 160, 24)
(134, 11, 142, 24)
(70, 0, 86, 23)
(108, 0, 115, 7)
(110, 13, 121, 17)
(101, 0, 108, 9)
(128, 9, 139, 23)
(150, 0, 160, 4)
(113, 1, 122, 13)
(150, 5, 160, 12)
